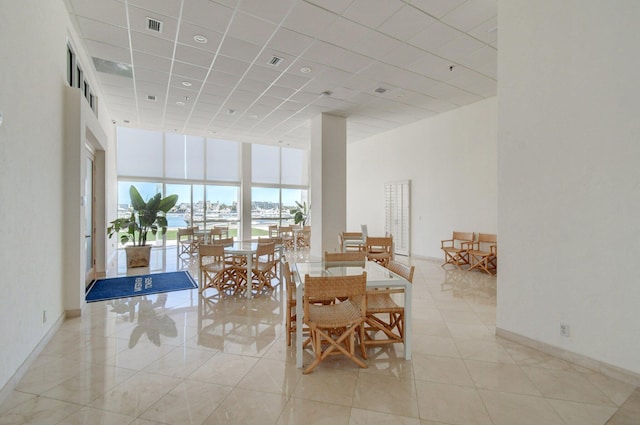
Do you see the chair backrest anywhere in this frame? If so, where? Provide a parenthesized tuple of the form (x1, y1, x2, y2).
(283, 261, 295, 301)
(209, 228, 224, 239)
(360, 224, 368, 239)
(386, 260, 415, 283)
(452, 231, 474, 242)
(365, 236, 393, 254)
(256, 241, 275, 258)
(259, 236, 283, 245)
(268, 225, 279, 238)
(212, 237, 234, 246)
(177, 228, 193, 239)
(324, 251, 366, 262)
(477, 233, 497, 244)
(304, 272, 367, 305)
(199, 244, 224, 265)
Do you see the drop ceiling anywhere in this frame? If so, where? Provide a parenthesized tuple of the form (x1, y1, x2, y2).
(65, 0, 497, 148)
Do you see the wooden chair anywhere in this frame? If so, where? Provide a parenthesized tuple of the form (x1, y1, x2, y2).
(250, 242, 278, 293)
(214, 224, 229, 238)
(468, 233, 498, 275)
(441, 231, 474, 268)
(209, 227, 225, 241)
(365, 236, 393, 267)
(303, 272, 368, 374)
(283, 261, 310, 347)
(297, 225, 311, 248)
(268, 224, 279, 238)
(362, 260, 414, 357)
(339, 232, 364, 252)
(324, 251, 366, 266)
(278, 226, 295, 250)
(177, 227, 197, 260)
(199, 244, 235, 295)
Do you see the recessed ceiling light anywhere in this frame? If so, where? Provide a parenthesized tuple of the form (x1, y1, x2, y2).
(321, 90, 332, 97)
(176, 101, 185, 106)
(300, 66, 311, 73)
(374, 87, 387, 94)
(193, 34, 207, 43)
(227, 109, 236, 115)
(181, 81, 192, 87)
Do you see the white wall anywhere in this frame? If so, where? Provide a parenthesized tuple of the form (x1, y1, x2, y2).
(347, 97, 497, 259)
(0, 0, 114, 394)
(497, 0, 640, 375)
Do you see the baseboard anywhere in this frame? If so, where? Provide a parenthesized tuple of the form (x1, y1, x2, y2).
(496, 327, 640, 387)
(0, 312, 66, 406)
(65, 308, 82, 318)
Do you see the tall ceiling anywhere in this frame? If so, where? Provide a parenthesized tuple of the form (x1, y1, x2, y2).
(65, 0, 496, 148)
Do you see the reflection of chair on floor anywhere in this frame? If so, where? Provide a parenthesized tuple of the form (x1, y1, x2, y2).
(296, 226, 311, 248)
(365, 236, 393, 267)
(468, 233, 498, 275)
(177, 228, 197, 260)
(362, 260, 414, 358)
(303, 272, 368, 374)
(441, 231, 474, 268)
(199, 244, 236, 295)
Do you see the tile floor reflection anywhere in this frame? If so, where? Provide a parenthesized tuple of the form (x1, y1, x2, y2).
(0, 247, 637, 424)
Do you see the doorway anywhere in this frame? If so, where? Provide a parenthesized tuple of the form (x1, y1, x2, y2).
(85, 149, 95, 285)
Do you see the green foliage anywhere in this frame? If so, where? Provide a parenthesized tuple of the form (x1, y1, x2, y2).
(107, 185, 178, 246)
(289, 201, 310, 225)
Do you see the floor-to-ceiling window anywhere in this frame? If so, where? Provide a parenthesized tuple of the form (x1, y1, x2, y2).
(116, 128, 308, 245)
(251, 144, 309, 237)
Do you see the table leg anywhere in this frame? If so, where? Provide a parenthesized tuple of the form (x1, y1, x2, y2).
(245, 253, 253, 299)
(296, 281, 303, 368)
(404, 283, 412, 360)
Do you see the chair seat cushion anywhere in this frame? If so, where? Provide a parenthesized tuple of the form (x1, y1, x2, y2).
(202, 261, 225, 273)
(308, 300, 361, 328)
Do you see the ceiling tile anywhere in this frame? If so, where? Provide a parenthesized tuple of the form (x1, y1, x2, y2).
(267, 28, 315, 57)
(176, 22, 224, 53)
(85, 40, 131, 64)
(174, 44, 215, 68)
(77, 17, 130, 49)
(409, 0, 467, 19)
(440, 0, 496, 33)
(228, 11, 277, 45)
(282, 1, 338, 38)
(408, 21, 462, 52)
(133, 51, 172, 74)
(342, 0, 405, 29)
(306, 0, 352, 15)
(468, 16, 498, 45)
(377, 5, 436, 41)
(128, 0, 182, 19)
(276, 73, 310, 90)
(69, 0, 127, 27)
(434, 34, 486, 61)
(212, 55, 252, 75)
(219, 36, 262, 62)
(239, 0, 297, 24)
(128, 6, 178, 42)
(171, 61, 210, 81)
(181, 0, 234, 32)
(131, 31, 175, 59)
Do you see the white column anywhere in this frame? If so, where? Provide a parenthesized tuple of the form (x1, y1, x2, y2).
(240, 143, 252, 241)
(310, 113, 347, 259)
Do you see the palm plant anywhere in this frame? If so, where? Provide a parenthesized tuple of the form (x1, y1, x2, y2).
(108, 185, 178, 246)
(290, 201, 310, 225)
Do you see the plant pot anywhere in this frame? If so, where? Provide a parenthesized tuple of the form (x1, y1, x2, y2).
(125, 245, 152, 268)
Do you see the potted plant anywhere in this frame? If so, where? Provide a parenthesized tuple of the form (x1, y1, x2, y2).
(289, 201, 310, 226)
(108, 185, 178, 268)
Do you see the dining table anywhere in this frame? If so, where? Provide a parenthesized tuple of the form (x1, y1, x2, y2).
(293, 260, 412, 368)
(224, 241, 283, 298)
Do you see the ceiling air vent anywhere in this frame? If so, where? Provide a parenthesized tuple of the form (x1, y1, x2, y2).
(268, 56, 284, 66)
(147, 95, 157, 101)
(146, 17, 163, 33)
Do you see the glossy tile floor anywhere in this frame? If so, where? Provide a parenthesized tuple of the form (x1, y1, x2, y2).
(0, 247, 637, 425)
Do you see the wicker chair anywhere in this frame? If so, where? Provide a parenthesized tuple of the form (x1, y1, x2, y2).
(250, 242, 278, 293)
(468, 233, 497, 275)
(177, 228, 197, 260)
(199, 244, 236, 295)
(339, 232, 364, 252)
(362, 260, 414, 357)
(364, 236, 393, 267)
(284, 261, 310, 347)
(441, 231, 474, 268)
(324, 251, 366, 267)
(278, 226, 295, 250)
(303, 272, 368, 374)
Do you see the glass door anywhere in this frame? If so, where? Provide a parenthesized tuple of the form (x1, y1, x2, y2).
(85, 152, 95, 285)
